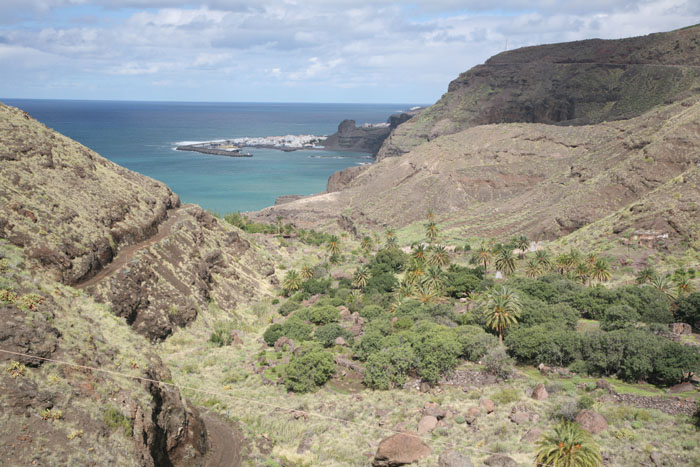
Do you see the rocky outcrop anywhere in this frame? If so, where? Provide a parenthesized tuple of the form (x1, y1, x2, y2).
(575, 409, 608, 434)
(0, 243, 207, 466)
(377, 24, 700, 161)
(0, 102, 273, 341)
(322, 119, 391, 154)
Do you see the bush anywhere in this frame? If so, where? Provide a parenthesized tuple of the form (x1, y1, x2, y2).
(483, 347, 514, 380)
(263, 323, 284, 346)
(445, 266, 482, 298)
(577, 395, 595, 410)
(455, 325, 498, 362)
(365, 272, 398, 294)
(301, 278, 331, 296)
(278, 300, 300, 317)
(263, 318, 313, 346)
(676, 292, 700, 330)
(353, 329, 386, 361)
(209, 322, 234, 347)
(363, 344, 416, 389)
(314, 323, 351, 348)
(307, 305, 340, 325)
(413, 328, 462, 383)
(518, 297, 579, 330)
(371, 248, 408, 273)
(359, 305, 385, 320)
(600, 305, 640, 331)
(284, 349, 335, 393)
(505, 325, 581, 367)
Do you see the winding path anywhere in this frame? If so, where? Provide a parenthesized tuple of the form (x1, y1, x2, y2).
(75, 206, 189, 290)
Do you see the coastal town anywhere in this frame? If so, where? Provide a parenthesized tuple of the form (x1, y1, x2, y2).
(176, 134, 327, 156)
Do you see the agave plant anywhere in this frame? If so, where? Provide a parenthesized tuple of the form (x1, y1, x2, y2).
(535, 420, 602, 467)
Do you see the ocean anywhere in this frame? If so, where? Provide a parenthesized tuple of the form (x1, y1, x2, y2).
(2, 99, 418, 213)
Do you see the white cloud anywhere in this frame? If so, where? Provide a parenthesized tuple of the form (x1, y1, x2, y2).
(0, 0, 698, 102)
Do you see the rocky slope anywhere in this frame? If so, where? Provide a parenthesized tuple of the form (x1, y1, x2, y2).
(252, 96, 700, 247)
(0, 241, 206, 466)
(0, 102, 275, 341)
(377, 24, 700, 160)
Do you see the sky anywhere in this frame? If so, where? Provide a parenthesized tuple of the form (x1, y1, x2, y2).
(1, 1, 699, 103)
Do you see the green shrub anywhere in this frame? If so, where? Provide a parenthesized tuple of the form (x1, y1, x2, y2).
(413, 328, 462, 383)
(263, 324, 284, 346)
(284, 349, 335, 393)
(278, 300, 300, 317)
(577, 395, 595, 410)
(371, 248, 408, 272)
(301, 278, 331, 295)
(455, 325, 498, 362)
(104, 406, 132, 437)
(600, 305, 640, 331)
(314, 323, 351, 348)
(263, 318, 313, 346)
(505, 325, 581, 366)
(352, 329, 386, 361)
(307, 305, 340, 325)
(365, 272, 398, 294)
(675, 292, 700, 330)
(483, 347, 514, 380)
(209, 322, 234, 347)
(364, 344, 416, 389)
(360, 305, 384, 320)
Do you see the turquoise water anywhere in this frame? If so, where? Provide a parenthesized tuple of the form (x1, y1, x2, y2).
(3, 99, 417, 213)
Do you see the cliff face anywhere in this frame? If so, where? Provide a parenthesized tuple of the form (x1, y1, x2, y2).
(377, 24, 700, 160)
(0, 102, 275, 342)
(322, 119, 392, 154)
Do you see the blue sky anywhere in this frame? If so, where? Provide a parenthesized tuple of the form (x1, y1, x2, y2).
(1, 1, 698, 103)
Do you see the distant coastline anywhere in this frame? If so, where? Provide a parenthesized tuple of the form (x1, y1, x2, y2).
(175, 143, 253, 157)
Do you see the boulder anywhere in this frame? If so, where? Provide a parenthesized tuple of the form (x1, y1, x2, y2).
(464, 407, 480, 425)
(372, 432, 431, 466)
(417, 415, 438, 435)
(595, 379, 611, 391)
(531, 383, 549, 400)
(274, 337, 296, 352)
(479, 398, 495, 414)
(301, 294, 321, 307)
(483, 454, 517, 466)
(575, 409, 608, 434)
(667, 382, 695, 394)
(509, 411, 531, 425)
(520, 427, 542, 443)
(669, 322, 692, 335)
(334, 336, 348, 346)
(422, 402, 447, 419)
(438, 450, 473, 467)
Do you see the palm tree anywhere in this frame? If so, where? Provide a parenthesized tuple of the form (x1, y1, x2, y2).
(352, 266, 370, 290)
(495, 249, 517, 277)
(481, 286, 521, 344)
(535, 420, 602, 467)
(475, 244, 492, 272)
(406, 259, 427, 285)
(428, 245, 450, 268)
(567, 248, 583, 267)
(422, 266, 447, 295)
(300, 264, 314, 280)
(591, 258, 612, 283)
(411, 243, 427, 262)
(395, 280, 417, 300)
(515, 235, 530, 259)
(635, 266, 655, 284)
(674, 274, 695, 297)
(282, 270, 302, 295)
(554, 254, 570, 275)
(535, 249, 552, 270)
(574, 263, 591, 285)
(385, 227, 395, 241)
(413, 282, 439, 304)
(425, 221, 439, 244)
(385, 236, 398, 248)
(649, 273, 676, 300)
(326, 235, 341, 257)
(426, 208, 435, 221)
(360, 236, 373, 255)
(525, 259, 542, 279)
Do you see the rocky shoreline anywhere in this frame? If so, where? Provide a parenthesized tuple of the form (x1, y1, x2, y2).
(175, 143, 253, 157)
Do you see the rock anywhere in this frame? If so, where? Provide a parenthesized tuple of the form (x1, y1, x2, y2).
(521, 427, 542, 443)
(531, 383, 549, 400)
(479, 398, 495, 414)
(509, 411, 531, 425)
(596, 379, 611, 391)
(669, 322, 692, 335)
(419, 382, 432, 393)
(274, 336, 296, 352)
(301, 294, 321, 307)
(438, 449, 473, 467)
(464, 407, 480, 425)
(538, 363, 552, 375)
(667, 382, 695, 394)
(334, 336, 347, 346)
(483, 454, 517, 467)
(422, 402, 447, 419)
(372, 432, 431, 466)
(650, 451, 665, 466)
(417, 415, 438, 435)
(575, 410, 608, 434)
(338, 306, 351, 319)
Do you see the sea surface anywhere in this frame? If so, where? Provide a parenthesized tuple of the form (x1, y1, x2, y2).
(2, 99, 419, 213)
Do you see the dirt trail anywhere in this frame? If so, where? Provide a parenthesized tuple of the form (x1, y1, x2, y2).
(76, 206, 189, 290)
(201, 411, 245, 467)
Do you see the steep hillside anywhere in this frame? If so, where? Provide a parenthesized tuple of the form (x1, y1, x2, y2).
(0, 241, 206, 466)
(378, 24, 700, 160)
(0, 102, 275, 340)
(252, 97, 700, 249)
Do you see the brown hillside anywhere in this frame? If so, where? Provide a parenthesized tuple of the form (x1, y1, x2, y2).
(0, 103, 274, 340)
(252, 97, 700, 247)
(377, 24, 700, 160)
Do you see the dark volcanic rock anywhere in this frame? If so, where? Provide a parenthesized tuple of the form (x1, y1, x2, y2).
(323, 119, 391, 155)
